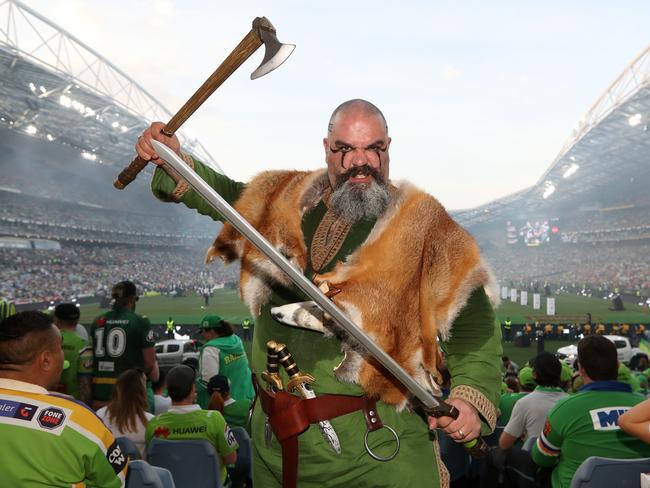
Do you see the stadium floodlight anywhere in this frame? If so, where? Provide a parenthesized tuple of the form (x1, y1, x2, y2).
(28, 82, 36, 92)
(59, 94, 72, 107)
(628, 113, 642, 126)
(111, 121, 119, 128)
(81, 151, 97, 161)
(39, 85, 46, 94)
(120, 125, 128, 133)
(46, 134, 55, 141)
(25, 125, 37, 135)
(562, 163, 579, 179)
(542, 181, 555, 199)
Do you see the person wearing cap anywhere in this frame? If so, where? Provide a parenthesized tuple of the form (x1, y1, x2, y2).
(196, 314, 254, 409)
(53, 303, 93, 404)
(145, 365, 238, 484)
(90, 280, 159, 410)
(207, 374, 250, 428)
(0, 311, 127, 487)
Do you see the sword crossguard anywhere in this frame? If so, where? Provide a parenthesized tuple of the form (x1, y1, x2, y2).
(287, 373, 316, 395)
(262, 371, 284, 392)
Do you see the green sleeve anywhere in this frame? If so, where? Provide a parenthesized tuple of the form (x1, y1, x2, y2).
(85, 438, 127, 488)
(139, 316, 155, 349)
(443, 287, 502, 432)
(151, 155, 246, 222)
(531, 410, 562, 468)
(210, 412, 239, 457)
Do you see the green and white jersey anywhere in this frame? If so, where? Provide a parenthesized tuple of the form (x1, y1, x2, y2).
(59, 329, 93, 400)
(0, 379, 127, 487)
(532, 381, 650, 488)
(90, 306, 155, 402)
(145, 404, 238, 483)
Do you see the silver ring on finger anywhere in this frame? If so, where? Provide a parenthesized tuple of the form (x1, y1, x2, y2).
(458, 428, 465, 438)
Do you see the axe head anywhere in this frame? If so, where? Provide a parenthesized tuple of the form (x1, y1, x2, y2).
(251, 19, 295, 80)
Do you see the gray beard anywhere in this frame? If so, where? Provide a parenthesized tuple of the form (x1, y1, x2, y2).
(329, 179, 391, 224)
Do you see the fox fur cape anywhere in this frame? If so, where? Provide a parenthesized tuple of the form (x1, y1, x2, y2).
(206, 169, 498, 407)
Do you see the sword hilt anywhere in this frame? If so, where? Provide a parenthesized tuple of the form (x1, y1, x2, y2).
(425, 402, 490, 458)
(274, 342, 315, 394)
(262, 340, 284, 391)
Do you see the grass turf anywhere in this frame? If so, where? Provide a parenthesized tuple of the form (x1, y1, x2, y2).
(79, 288, 252, 326)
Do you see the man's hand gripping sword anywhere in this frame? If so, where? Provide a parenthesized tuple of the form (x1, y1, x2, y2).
(152, 140, 490, 458)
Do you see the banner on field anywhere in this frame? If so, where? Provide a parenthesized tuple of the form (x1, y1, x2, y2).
(533, 293, 541, 310)
(546, 297, 556, 316)
(510, 289, 517, 302)
(520, 291, 528, 306)
(501, 286, 508, 300)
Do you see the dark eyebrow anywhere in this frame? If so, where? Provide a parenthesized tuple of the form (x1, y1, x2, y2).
(333, 140, 352, 147)
(365, 140, 386, 149)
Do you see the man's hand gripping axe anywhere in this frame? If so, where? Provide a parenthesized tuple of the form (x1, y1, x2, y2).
(152, 141, 491, 459)
(113, 17, 295, 189)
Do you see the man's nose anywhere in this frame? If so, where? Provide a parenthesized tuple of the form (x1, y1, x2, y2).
(348, 148, 372, 167)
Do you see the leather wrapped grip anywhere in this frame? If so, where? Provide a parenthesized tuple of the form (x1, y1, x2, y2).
(113, 155, 149, 189)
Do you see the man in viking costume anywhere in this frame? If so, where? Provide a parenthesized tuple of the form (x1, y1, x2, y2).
(136, 99, 502, 487)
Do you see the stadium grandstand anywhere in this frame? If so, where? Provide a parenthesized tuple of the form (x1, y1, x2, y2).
(0, 0, 236, 306)
(454, 46, 650, 306)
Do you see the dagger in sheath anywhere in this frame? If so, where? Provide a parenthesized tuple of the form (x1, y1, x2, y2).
(274, 342, 341, 454)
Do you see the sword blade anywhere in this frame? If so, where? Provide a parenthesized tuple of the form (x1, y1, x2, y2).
(152, 141, 443, 412)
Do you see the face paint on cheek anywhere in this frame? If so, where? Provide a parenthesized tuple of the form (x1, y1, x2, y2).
(329, 147, 347, 169)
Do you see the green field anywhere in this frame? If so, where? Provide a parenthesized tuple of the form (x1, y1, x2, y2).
(79, 289, 252, 326)
(494, 293, 650, 324)
(79, 290, 650, 327)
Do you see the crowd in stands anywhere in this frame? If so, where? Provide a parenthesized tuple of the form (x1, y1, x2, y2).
(1, 243, 239, 303)
(0, 276, 255, 487)
(472, 336, 650, 488)
(485, 242, 650, 294)
(0, 191, 216, 245)
(560, 205, 650, 244)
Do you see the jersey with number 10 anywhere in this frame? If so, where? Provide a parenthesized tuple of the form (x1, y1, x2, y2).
(90, 306, 155, 402)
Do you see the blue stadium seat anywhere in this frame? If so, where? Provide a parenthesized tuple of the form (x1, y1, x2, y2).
(151, 466, 176, 488)
(117, 436, 142, 460)
(127, 460, 164, 488)
(228, 427, 252, 488)
(570, 456, 650, 488)
(148, 439, 223, 488)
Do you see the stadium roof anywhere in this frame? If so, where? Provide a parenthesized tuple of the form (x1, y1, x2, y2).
(455, 45, 650, 227)
(0, 0, 221, 174)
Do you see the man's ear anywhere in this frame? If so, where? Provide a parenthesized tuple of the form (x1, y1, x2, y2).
(38, 349, 54, 373)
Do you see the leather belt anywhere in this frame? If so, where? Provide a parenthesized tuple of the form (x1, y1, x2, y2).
(257, 382, 383, 488)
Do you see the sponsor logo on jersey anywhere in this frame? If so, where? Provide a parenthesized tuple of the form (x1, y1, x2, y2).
(106, 320, 129, 325)
(0, 400, 38, 421)
(37, 407, 66, 430)
(171, 425, 207, 435)
(543, 419, 552, 437)
(98, 361, 115, 372)
(154, 426, 170, 438)
(589, 406, 630, 431)
(225, 425, 237, 449)
(223, 353, 244, 365)
(96, 318, 106, 327)
(106, 440, 127, 474)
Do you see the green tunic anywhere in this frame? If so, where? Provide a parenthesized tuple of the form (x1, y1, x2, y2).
(152, 160, 502, 487)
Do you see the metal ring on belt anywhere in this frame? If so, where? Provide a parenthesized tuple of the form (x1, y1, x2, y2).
(364, 424, 400, 462)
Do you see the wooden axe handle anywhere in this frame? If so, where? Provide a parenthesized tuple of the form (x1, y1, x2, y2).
(114, 26, 264, 189)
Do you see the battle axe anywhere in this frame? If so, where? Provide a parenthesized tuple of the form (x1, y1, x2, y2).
(113, 16, 295, 189)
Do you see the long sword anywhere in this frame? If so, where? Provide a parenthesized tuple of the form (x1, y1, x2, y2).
(151, 140, 488, 457)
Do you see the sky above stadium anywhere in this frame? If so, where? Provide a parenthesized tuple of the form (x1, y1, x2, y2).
(25, 0, 650, 210)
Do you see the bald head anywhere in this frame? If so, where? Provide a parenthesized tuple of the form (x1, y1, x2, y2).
(328, 99, 388, 135)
